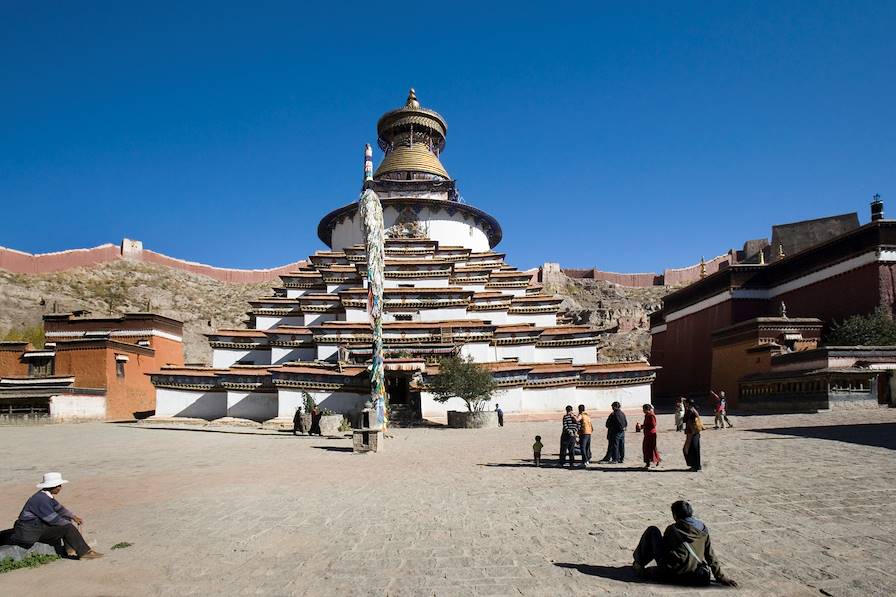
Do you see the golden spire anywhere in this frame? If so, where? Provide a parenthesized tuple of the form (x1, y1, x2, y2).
(406, 88, 420, 108)
(759, 250, 766, 265)
(778, 243, 785, 259)
(699, 257, 706, 278)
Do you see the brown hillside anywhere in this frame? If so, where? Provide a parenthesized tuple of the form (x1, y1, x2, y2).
(0, 260, 271, 364)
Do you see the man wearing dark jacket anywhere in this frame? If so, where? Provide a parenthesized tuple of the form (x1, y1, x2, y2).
(632, 500, 737, 587)
(598, 401, 627, 464)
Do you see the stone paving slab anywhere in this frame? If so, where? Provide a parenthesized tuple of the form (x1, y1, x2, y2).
(0, 409, 894, 596)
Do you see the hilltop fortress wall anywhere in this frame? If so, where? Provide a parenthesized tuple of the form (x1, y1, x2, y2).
(0, 239, 305, 283)
(0, 238, 730, 287)
(540, 252, 734, 288)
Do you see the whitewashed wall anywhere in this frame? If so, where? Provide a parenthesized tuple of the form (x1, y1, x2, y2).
(212, 348, 271, 368)
(418, 306, 468, 321)
(506, 313, 557, 327)
(495, 343, 537, 363)
(420, 382, 652, 418)
(285, 288, 314, 298)
(533, 344, 596, 364)
(155, 388, 227, 419)
(271, 346, 317, 365)
(277, 388, 367, 418)
(49, 394, 106, 421)
(316, 344, 339, 361)
(255, 315, 304, 330)
(226, 390, 278, 421)
(385, 277, 451, 288)
(303, 312, 339, 327)
(329, 206, 493, 252)
(458, 341, 493, 362)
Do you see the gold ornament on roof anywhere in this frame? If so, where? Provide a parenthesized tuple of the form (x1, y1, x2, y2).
(406, 88, 420, 108)
(699, 257, 706, 279)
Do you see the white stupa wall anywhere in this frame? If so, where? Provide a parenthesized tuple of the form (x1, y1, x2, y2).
(533, 344, 597, 364)
(226, 390, 278, 421)
(156, 388, 227, 419)
(505, 313, 557, 327)
(329, 205, 492, 252)
(303, 312, 338, 327)
(277, 388, 366, 419)
(384, 277, 451, 288)
(212, 348, 271, 368)
(271, 346, 317, 364)
(420, 382, 651, 418)
(255, 315, 304, 330)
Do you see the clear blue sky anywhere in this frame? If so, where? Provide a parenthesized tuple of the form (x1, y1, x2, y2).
(2, 2, 894, 272)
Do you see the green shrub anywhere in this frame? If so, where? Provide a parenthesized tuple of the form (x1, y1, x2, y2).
(825, 308, 896, 346)
(0, 554, 59, 573)
(2, 325, 45, 348)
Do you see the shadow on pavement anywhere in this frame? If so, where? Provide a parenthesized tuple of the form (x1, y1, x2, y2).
(120, 425, 294, 437)
(751, 422, 896, 450)
(553, 563, 729, 589)
(553, 563, 652, 584)
(311, 446, 354, 453)
(479, 462, 692, 473)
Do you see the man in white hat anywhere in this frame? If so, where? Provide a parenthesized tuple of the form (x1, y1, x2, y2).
(10, 472, 102, 559)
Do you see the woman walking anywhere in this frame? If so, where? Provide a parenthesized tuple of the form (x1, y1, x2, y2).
(682, 399, 703, 471)
(636, 404, 661, 469)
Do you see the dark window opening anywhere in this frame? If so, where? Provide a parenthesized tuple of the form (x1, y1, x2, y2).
(116, 361, 126, 378)
(28, 357, 54, 378)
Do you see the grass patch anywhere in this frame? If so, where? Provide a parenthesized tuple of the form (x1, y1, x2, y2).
(0, 554, 60, 573)
(110, 542, 132, 550)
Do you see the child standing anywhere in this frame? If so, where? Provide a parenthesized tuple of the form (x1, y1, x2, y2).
(532, 435, 543, 467)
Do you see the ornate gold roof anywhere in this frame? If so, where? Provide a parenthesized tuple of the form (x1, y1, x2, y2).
(373, 89, 451, 180)
(374, 143, 449, 179)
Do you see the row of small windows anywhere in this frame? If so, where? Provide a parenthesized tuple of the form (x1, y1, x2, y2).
(742, 378, 870, 397)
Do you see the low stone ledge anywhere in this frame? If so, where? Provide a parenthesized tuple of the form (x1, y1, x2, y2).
(207, 417, 262, 428)
(446, 410, 499, 429)
(141, 416, 210, 426)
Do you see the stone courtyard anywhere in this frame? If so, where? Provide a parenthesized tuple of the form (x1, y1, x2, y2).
(1, 409, 894, 596)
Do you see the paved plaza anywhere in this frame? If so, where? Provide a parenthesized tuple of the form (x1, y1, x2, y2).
(1, 409, 895, 596)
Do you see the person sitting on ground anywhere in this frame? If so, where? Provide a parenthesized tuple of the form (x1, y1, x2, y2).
(532, 435, 543, 467)
(632, 500, 736, 587)
(11, 472, 103, 560)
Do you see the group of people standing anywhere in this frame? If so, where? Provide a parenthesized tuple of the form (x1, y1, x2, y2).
(552, 392, 732, 472)
(292, 405, 323, 436)
(553, 402, 663, 469)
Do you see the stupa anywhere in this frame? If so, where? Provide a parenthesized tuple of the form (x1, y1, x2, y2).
(150, 90, 657, 425)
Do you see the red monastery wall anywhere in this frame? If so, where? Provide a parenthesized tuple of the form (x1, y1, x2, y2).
(0, 241, 305, 283)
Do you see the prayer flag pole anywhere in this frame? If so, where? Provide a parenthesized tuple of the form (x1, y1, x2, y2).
(358, 144, 387, 431)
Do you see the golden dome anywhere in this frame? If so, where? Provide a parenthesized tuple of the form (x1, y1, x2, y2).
(373, 143, 449, 179)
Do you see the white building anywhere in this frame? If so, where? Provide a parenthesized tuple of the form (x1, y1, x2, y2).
(151, 90, 656, 425)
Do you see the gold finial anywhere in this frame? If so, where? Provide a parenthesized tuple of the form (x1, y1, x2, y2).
(406, 88, 420, 108)
(699, 257, 706, 278)
(759, 250, 766, 265)
(778, 243, 785, 259)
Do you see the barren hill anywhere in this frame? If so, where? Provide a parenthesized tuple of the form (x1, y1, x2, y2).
(543, 273, 675, 361)
(0, 260, 271, 363)
(1, 261, 675, 364)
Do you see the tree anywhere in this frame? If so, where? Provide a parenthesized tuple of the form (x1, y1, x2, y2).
(825, 308, 896, 346)
(428, 355, 499, 413)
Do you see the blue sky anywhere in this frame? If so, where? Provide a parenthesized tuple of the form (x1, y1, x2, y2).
(1, 2, 894, 272)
